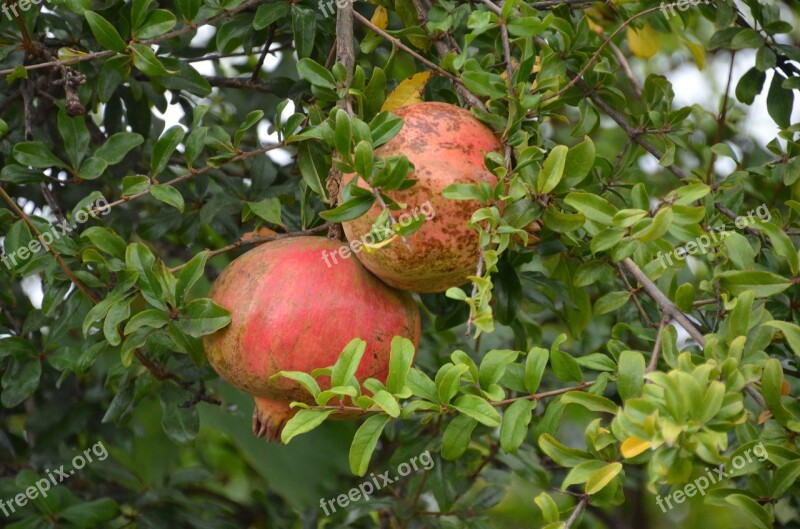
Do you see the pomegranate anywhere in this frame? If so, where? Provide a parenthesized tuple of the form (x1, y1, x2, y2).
(342, 101, 502, 293)
(203, 236, 421, 442)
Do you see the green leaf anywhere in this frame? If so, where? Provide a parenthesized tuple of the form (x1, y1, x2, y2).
(564, 192, 617, 225)
(271, 371, 321, 397)
(319, 194, 375, 222)
(13, 142, 67, 169)
(633, 207, 673, 243)
(159, 384, 199, 443)
(130, 42, 174, 76)
(771, 460, 800, 497)
(479, 349, 519, 390)
(563, 136, 596, 187)
(58, 108, 90, 168)
(386, 337, 415, 395)
(617, 350, 645, 400)
(442, 414, 478, 460)
(500, 399, 535, 454)
(176, 0, 202, 22)
(60, 499, 118, 526)
(151, 125, 184, 176)
(585, 462, 622, 494)
(534, 493, 560, 523)
(452, 395, 501, 427)
(1, 359, 42, 408)
(764, 320, 800, 357)
(297, 58, 336, 89)
(82, 226, 127, 260)
(85, 11, 128, 53)
(371, 390, 401, 417)
(354, 141, 374, 179)
(736, 67, 766, 105)
(281, 409, 335, 444)
(717, 271, 791, 297)
(537, 145, 568, 194)
(331, 338, 367, 387)
(560, 392, 617, 414)
(349, 414, 390, 475)
(78, 157, 108, 180)
(150, 185, 185, 212)
(176, 251, 208, 303)
(437, 363, 469, 404)
(752, 219, 798, 275)
(538, 433, 592, 467)
(96, 132, 144, 165)
(176, 299, 231, 338)
(291, 6, 316, 59)
(767, 74, 794, 128)
(254, 1, 290, 29)
(245, 198, 283, 226)
(550, 334, 583, 383)
(724, 494, 772, 529)
(762, 358, 792, 425)
(461, 70, 507, 99)
(593, 291, 630, 315)
(297, 141, 330, 199)
(124, 309, 169, 334)
(524, 347, 548, 393)
(135, 9, 176, 39)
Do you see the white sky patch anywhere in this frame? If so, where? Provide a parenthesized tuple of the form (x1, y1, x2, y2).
(666, 50, 800, 148)
(257, 120, 293, 166)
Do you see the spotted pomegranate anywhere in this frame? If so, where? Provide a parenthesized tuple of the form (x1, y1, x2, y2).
(203, 236, 421, 442)
(342, 101, 502, 293)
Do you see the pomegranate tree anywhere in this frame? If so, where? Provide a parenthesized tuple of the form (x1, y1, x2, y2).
(203, 236, 421, 442)
(342, 101, 502, 293)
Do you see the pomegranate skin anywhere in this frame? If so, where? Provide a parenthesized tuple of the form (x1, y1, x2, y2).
(203, 236, 421, 441)
(342, 102, 502, 293)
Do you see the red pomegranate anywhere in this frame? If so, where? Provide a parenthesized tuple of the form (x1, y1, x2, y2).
(203, 236, 421, 442)
(342, 101, 502, 293)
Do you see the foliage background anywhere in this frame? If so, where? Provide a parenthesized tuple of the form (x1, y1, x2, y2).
(1, 0, 800, 527)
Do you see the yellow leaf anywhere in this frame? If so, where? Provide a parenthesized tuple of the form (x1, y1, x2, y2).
(362, 234, 397, 253)
(587, 18, 604, 35)
(679, 36, 705, 70)
(627, 24, 660, 59)
(585, 462, 623, 495)
(621, 435, 651, 458)
(381, 72, 433, 112)
(371, 6, 388, 30)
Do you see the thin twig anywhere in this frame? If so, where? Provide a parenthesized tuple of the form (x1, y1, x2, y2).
(609, 41, 642, 98)
(251, 26, 276, 81)
(564, 495, 589, 529)
(0, 0, 269, 77)
(622, 258, 705, 345)
(86, 143, 285, 217)
(615, 262, 655, 328)
(168, 225, 328, 273)
(0, 186, 98, 303)
(705, 50, 737, 182)
(352, 11, 458, 82)
(544, 3, 678, 102)
(647, 316, 670, 374)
